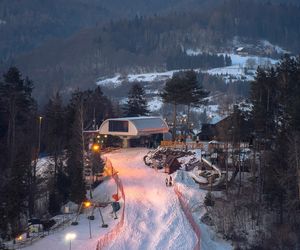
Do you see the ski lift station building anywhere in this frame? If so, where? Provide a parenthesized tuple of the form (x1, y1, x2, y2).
(99, 116, 170, 147)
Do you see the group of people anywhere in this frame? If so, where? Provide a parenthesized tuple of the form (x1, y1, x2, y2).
(165, 175, 173, 187)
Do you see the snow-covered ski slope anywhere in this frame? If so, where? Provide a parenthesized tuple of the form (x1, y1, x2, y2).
(24, 148, 231, 250)
(104, 148, 197, 250)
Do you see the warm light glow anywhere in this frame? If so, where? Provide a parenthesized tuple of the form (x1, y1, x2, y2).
(65, 233, 76, 241)
(104, 135, 108, 138)
(17, 235, 23, 240)
(92, 144, 100, 152)
(84, 201, 92, 208)
(39, 116, 43, 121)
(96, 135, 101, 139)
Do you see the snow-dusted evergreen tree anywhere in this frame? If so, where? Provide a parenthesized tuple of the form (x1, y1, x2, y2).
(123, 83, 149, 117)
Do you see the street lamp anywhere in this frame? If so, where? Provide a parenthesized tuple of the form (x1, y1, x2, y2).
(65, 233, 76, 250)
(83, 201, 92, 239)
(92, 143, 100, 152)
(83, 201, 92, 208)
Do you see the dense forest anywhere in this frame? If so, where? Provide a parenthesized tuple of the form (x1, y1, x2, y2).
(1, 0, 298, 60)
(204, 55, 300, 249)
(0, 67, 114, 237)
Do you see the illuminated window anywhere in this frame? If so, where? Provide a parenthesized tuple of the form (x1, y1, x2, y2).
(109, 120, 129, 132)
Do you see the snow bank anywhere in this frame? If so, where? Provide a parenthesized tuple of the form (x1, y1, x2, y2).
(175, 173, 232, 250)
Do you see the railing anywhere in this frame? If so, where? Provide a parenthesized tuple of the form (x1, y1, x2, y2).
(4, 213, 76, 249)
(160, 141, 204, 150)
(96, 159, 126, 250)
(174, 184, 201, 250)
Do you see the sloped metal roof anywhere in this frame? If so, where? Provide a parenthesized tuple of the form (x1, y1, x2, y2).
(100, 116, 169, 136)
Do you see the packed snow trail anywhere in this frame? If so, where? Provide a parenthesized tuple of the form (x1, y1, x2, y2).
(104, 148, 197, 250)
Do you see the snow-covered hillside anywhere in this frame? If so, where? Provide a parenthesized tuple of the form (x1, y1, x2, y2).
(97, 52, 278, 88)
(96, 43, 282, 116)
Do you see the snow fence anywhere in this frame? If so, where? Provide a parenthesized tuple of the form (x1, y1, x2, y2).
(96, 159, 125, 250)
(174, 184, 201, 250)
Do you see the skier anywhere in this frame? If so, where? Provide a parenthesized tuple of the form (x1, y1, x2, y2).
(169, 176, 173, 186)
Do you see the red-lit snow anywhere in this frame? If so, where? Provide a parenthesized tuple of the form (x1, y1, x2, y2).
(24, 148, 232, 250)
(103, 148, 197, 250)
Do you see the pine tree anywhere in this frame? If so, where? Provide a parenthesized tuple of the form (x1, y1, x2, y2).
(44, 92, 67, 213)
(250, 55, 300, 226)
(161, 73, 187, 140)
(123, 83, 149, 117)
(0, 67, 36, 236)
(90, 152, 105, 183)
(182, 70, 209, 138)
(225, 55, 232, 66)
(67, 105, 86, 204)
(44, 92, 65, 175)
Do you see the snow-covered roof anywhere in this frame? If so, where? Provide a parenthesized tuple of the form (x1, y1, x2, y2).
(99, 116, 169, 137)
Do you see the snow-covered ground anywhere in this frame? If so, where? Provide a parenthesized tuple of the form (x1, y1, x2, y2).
(147, 96, 163, 111)
(97, 70, 179, 88)
(22, 178, 122, 250)
(23, 148, 233, 250)
(104, 148, 232, 250)
(174, 170, 232, 250)
(103, 148, 197, 250)
(96, 51, 278, 89)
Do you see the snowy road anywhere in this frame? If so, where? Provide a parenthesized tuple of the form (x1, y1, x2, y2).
(104, 148, 197, 250)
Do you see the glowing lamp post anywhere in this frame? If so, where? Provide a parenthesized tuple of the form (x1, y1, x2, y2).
(84, 201, 91, 208)
(92, 143, 100, 152)
(65, 233, 76, 250)
(84, 201, 93, 238)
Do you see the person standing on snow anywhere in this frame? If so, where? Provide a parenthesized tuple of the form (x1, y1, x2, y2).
(169, 176, 173, 186)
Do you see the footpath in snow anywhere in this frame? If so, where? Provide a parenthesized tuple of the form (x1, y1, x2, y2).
(104, 148, 197, 250)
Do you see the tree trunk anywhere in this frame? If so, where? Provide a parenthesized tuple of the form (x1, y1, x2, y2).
(185, 105, 191, 141)
(172, 103, 177, 141)
(7, 97, 16, 173)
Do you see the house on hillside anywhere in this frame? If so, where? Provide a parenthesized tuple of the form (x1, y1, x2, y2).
(236, 47, 249, 56)
(198, 113, 252, 142)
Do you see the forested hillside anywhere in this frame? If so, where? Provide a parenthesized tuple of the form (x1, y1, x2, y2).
(1, 0, 300, 103)
(0, 0, 218, 61)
